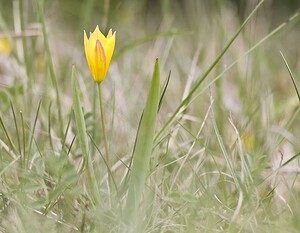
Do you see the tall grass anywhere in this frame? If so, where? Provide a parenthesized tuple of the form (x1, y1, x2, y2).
(0, 0, 300, 232)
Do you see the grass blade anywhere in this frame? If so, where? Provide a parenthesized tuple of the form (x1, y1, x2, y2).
(124, 59, 160, 229)
(211, 107, 241, 191)
(20, 110, 26, 167)
(280, 51, 300, 102)
(154, 0, 266, 143)
(10, 101, 21, 156)
(281, 151, 300, 168)
(26, 100, 41, 168)
(169, 10, 300, 128)
(71, 68, 89, 165)
(0, 115, 17, 155)
(48, 102, 54, 150)
(158, 70, 171, 112)
(37, 0, 63, 138)
(88, 133, 119, 196)
(60, 112, 72, 153)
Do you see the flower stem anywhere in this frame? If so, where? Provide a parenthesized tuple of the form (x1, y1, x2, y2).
(97, 83, 112, 192)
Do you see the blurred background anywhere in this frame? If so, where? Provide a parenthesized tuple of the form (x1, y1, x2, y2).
(1, 0, 299, 96)
(0, 0, 300, 231)
(1, 0, 299, 146)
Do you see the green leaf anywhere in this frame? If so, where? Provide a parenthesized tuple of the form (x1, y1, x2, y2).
(124, 59, 160, 228)
(280, 51, 300, 102)
(71, 67, 89, 164)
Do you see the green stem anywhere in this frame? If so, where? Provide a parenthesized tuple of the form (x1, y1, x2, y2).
(91, 84, 97, 156)
(97, 83, 112, 192)
(37, 0, 64, 138)
(19, 0, 31, 89)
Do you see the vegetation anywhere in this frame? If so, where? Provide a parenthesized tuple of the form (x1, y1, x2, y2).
(0, 0, 300, 232)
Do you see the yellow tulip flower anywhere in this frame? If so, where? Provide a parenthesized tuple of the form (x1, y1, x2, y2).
(84, 26, 116, 82)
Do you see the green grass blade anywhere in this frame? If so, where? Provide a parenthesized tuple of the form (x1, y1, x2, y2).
(0, 115, 17, 156)
(158, 70, 171, 112)
(71, 66, 100, 205)
(26, 100, 41, 168)
(60, 112, 72, 153)
(211, 109, 241, 192)
(280, 51, 300, 102)
(121, 110, 143, 192)
(124, 59, 160, 229)
(20, 110, 26, 167)
(87, 133, 119, 196)
(281, 151, 300, 168)
(37, 0, 63, 138)
(154, 0, 266, 143)
(66, 135, 76, 157)
(166, 10, 300, 131)
(48, 102, 54, 151)
(71, 68, 89, 164)
(18, 0, 31, 88)
(10, 101, 21, 156)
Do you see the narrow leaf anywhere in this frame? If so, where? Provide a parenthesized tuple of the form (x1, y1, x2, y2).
(124, 59, 160, 228)
(158, 70, 171, 112)
(71, 67, 89, 162)
(26, 100, 41, 168)
(280, 51, 300, 102)
(212, 111, 241, 191)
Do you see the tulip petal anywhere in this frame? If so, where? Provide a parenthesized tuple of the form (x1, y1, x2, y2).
(105, 31, 116, 69)
(93, 39, 107, 82)
(107, 29, 113, 38)
(93, 25, 106, 47)
(84, 31, 93, 76)
(85, 33, 95, 79)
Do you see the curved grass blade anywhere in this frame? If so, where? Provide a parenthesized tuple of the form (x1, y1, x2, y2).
(280, 51, 300, 102)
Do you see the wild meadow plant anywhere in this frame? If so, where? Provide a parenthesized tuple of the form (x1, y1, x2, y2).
(0, 0, 300, 232)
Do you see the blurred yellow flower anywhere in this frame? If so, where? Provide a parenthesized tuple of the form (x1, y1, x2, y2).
(241, 132, 254, 151)
(0, 38, 11, 55)
(84, 26, 116, 83)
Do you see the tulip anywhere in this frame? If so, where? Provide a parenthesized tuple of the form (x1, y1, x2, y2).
(84, 26, 116, 82)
